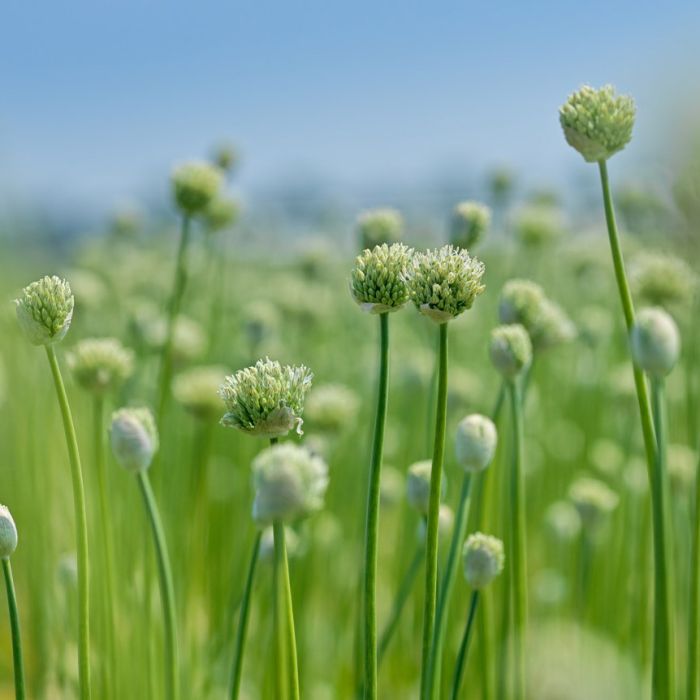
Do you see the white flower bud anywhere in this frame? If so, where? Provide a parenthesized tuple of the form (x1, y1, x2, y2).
(455, 414, 497, 472)
(406, 460, 446, 515)
(463, 532, 504, 589)
(110, 408, 159, 472)
(630, 307, 681, 378)
(0, 505, 18, 559)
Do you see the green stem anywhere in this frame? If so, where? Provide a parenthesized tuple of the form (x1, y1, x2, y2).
(2, 558, 26, 700)
(45, 345, 92, 700)
(598, 160, 669, 697)
(156, 213, 192, 427)
(507, 379, 526, 700)
(137, 472, 179, 700)
(272, 521, 289, 700)
(229, 530, 262, 700)
(363, 312, 390, 699)
(688, 448, 700, 700)
(427, 473, 473, 698)
(420, 322, 449, 700)
(449, 590, 480, 700)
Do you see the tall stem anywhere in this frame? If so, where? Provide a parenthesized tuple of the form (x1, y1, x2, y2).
(688, 448, 700, 700)
(45, 345, 92, 699)
(420, 322, 449, 699)
(229, 530, 262, 700)
(449, 590, 480, 700)
(2, 558, 26, 700)
(507, 379, 526, 700)
(272, 521, 289, 700)
(363, 312, 390, 699)
(137, 472, 179, 700)
(597, 160, 670, 697)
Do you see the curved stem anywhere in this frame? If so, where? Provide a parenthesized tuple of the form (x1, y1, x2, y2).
(137, 472, 179, 700)
(2, 558, 26, 700)
(420, 322, 449, 699)
(363, 312, 390, 699)
(272, 521, 289, 700)
(45, 345, 92, 699)
(450, 590, 480, 700)
(229, 530, 262, 700)
(688, 448, 700, 700)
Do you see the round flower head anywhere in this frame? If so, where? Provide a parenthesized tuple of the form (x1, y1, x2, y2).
(0, 505, 18, 559)
(514, 206, 563, 248)
(630, 307, 681, 379)
(406, 245, 486, 323)
(68, 337, 134, 394)
(545, 501, 582, 543)
(356, 208, 403, 250)
(463, 532, 505, 589)
(489, 324, 532, 379)
(630, 252, 696, 308)
(171, 160, 224, 216)
(498, 279, 546, 330)
(455, 414, 498, 472)
(218, 358, 313, 438)
(529, 299, 577, 352)
(305, 383, 360, 433)
(202, 195, 239, 233)
(449, 201, 491, 250)
(173, 365, 229, 420)
(110, 407, 159, 472)
(406, 460, 447, 515)
(559, 85, 636, 163)
(15, 275, 74, 346)
(251, 443, 329, 524)
(350, 243, 413, 314)
(569, 477, 619, 528)
(211, 141, 239, 174)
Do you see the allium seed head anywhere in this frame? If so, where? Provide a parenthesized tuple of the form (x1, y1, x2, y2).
(406, 245, 486, 323)
(68, 337, 134, 394)
(15, 276, 74, 346)
(110, 407, 159, 472)
(455, 414, 498, 472)
(449, 201, 491, 250)
(630, 307, 681, 378)
(0, 505, 18, 559)
(218, 358, 313, 438)
(251, 443, 329, 524)
(173, 365, 229, 420)
(406, 460, 446, 515)
(489, 324, 532, 378)
(356, 208, 403, 250)
(463, 532, 505, 589)
(559, 85, 636, 163)
(171, 161, 224, 215)
(350, 243, 413, 314)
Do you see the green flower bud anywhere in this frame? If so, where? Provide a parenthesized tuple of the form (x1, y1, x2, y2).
(305, 383, 360, 433)
(350, 243, 413, 314)
(630, 252, 696, 308)
(0, 505, 18, 559)
(530, 299, 576, 352)
(406, 460, 446, 515)
(449, 201, 491, 249)
(489, 324, 532, 378)
(218, 358, 313, 438)
(171, 161, 224, 215)
(202, 195, 239, 233)
(514, 205, 563, 248)
(498, 279, 546, 329)
(172, 365, 229, 420)
(67, 337, 134, 394)
(630, 307, 681, 378)
(462, 532, 504, 589)
(251, 443, 329, 524)
(455, 414, 497, 472)
(559, 85, 635, 163)
(110, 407, 159, 472)
(211, 141, 239, 174)
(15, 276, 74, 346)
(406, 245, 486, 323)
(356, 208, 403, 250)
(569, 477, 618, 528)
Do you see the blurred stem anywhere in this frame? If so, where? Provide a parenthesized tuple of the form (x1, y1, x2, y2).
(427, 473, 473, 699)
(363, 311, 389, 700)
(280, 524, 300, 700)
(2, 558, 26, 700)
(45, 345, 92, 700)
(688, 449, 700, 700)
(272, 521, 289, 700)
(229, 530, 262, 700)
(156, 213, 192, 427)
(449, 590, 480, 700)
(137, 472, 179, 700)
(420, 322, 448, 700)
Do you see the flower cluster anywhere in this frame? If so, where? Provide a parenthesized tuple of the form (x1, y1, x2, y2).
(449, 201, 491, 250)
(630, 252, 697, 308)
(350, 243, 413, 313)
(68, 337, 134, 394)
(171, 161, 224, 215)
(462, 532, 504, 589)
(356, 208, 403, 250)
(15, 276, 74, 346)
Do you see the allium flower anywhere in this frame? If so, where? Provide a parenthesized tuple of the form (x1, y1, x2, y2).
(172, 365, 229, 420)
(569, 477, 619, 528)
(559, 85, 636, 162)
(630, 252, 696, 308)
(67, 337, 134, 394)
(251, 443, 329, 524)
(406, 460, 446, 515)
(630, 307, 681, 378)
(171, 161, 224, 215)
(110, 407, 159, 472)
(218, 358, 313, 438)
(304, 383, 360, 433)
(202, 195, 239, 233)
(15, 276, 74, 346)
(498, 279, 546, 330)
(514, 206, 563, 247)
(350, 243, 413, 314)
(455, 414, 498, 472)
(449, 201, 491, 249)
(406, 245, 486, 323)
(489, 324, 532, 378)
(462, 532, 505, 589)
(356, 208, 403, 250)
(0, 505, 18, 559)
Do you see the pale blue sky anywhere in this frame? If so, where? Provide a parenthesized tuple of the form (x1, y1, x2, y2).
(2, 1, 699, 213)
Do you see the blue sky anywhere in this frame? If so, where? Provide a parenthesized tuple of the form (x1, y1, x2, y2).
(2, 1, 699, 213)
